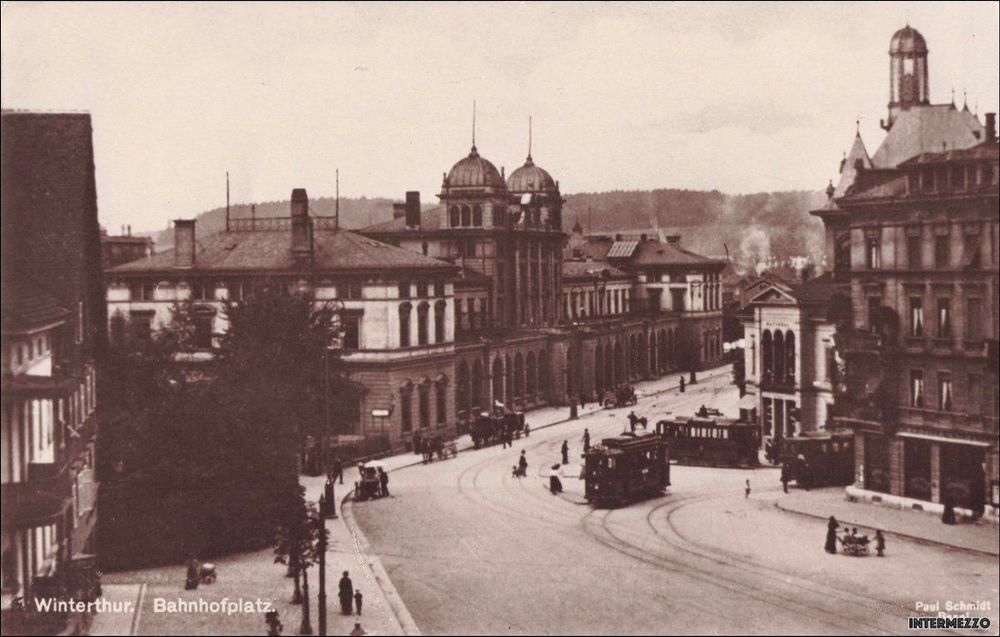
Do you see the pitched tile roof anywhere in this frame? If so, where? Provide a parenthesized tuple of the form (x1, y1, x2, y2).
(627, 240, 725, 267)
(1, 266, 70, 332)
(871, 104, 985, 168)
(834, 133, 872, 197)
(111, 225, 455, 274)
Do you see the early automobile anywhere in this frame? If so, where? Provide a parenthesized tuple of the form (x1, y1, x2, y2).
(354, 461, 387, 501)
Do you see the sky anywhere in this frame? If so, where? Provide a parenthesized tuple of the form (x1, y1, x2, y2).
(2, 1, 998, 234)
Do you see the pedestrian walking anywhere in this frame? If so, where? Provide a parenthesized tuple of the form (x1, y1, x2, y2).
(524, 423, 530, 437)
(942, 496, 957, 525)
(744, 479, 751, 498)
(354, 590, 363, 615)
(628, 411, 638, 433)
(825, 516, 839, 554)
(331, 455, 344, 485)
(518, 450, 528, 477)
(679, 375, 686, 393)
(875, 530, 885, 557)
(338, 571, 354, 615)
(582, 429, 591, 452)
(580, 391, 587, 409)
(561, 440, 569, 465)
(379, 468, 390, 497)
(184, 556, 199, 590)
(549, 464, 564, 494)
(780, 464, 790, 493)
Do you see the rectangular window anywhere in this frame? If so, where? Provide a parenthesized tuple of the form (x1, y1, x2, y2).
(910, 369, 924, 408)
(398, 280, 411, 299)
(968, 373, 983, 416)
(963, 233, 981, 269)
(129, 311, 154, 341)
(966, 298, 983, 342)
(907, 234, 921, 269)
(434, 280, 445, 297)
(934, 235, 950, 269)
(938, 372, 953, 411)
(867, 296, 882, 332)
(866, 237, 881, 269)
(936, 298, 951, 338)
(341, 313, 361, 350)
(909, 297, 924, 337)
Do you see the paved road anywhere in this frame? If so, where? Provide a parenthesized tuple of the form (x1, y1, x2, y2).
(353, 374, 999, 635)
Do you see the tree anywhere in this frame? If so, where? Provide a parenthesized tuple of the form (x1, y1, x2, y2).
(274, 485, 326, 633)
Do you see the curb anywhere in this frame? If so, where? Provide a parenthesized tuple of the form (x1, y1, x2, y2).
(772, 499, 999, 558)
(339, 492, 423, 636)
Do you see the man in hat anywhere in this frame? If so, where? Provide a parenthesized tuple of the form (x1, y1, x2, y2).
(339, 571, 354, 615)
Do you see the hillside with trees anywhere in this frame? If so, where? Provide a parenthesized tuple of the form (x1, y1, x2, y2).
(154, 188, 827, 267)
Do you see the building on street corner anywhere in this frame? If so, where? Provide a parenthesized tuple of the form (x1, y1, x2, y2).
(811, 26, 999, 518)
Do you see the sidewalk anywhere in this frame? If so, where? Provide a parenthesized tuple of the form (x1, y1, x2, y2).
(774, 487, 1000, 557)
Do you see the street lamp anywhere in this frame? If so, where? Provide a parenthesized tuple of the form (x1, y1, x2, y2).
(315, 510, 328, 636)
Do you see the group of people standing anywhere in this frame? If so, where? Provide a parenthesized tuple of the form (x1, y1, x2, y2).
(824, 516, 886, 557)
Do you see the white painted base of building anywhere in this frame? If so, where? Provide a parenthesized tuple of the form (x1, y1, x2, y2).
(845, 485, 998, 524)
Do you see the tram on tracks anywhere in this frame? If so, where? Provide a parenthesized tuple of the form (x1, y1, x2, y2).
(656, 416, 759, 468)
(779, 432, 854, 489)
(583, 430, 670, 507)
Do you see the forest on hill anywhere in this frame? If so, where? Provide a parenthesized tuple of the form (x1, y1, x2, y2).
(155, 188, 826, 266)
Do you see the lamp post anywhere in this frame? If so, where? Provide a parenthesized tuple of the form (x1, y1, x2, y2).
(316, 510, 328, 636)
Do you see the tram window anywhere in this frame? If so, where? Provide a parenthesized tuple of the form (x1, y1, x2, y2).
(832, 442, 839, 452)
(722, 430, 728, 439)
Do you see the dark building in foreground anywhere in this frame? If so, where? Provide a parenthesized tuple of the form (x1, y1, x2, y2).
(812, 26, 999, 518)
(1, 111, 104, 622)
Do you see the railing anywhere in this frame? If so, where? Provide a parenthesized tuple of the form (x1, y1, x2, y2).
(228, 216, 340, 232)
(897, 406, 997, 433)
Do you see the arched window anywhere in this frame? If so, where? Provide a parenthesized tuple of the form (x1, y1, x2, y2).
(773, 331, 785, 384)
(418, 381, 431, 429)
(614, 341, 624, 386)
(526, 351, 537, 399)
(505, 355, 514, 405)
(472, 205, 483, 226)
(785, 330, 796, 385)
(514, 353, 525, 403)
(538, 350, 549, 400)
(604, 342, 614, 389)
(399, 302, 412, 347)
(471, 361, 483, 412)
(492, 357, 504, 407)
(450, 206, 460, 227)
(762, 330, 773, 383)
(456, 361, 470, 419)
(400, 383, 413, 433)
(595, 344, 605, 395)
(417, 302, 429, 345)
(461, 205, 471, 227)
(434, 300, 447, 343)
(436, 377, 448, 426)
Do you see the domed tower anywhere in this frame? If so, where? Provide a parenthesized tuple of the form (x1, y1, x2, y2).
(440, 143, 508, 230)
(884, 24, 929, 130)
(506, 138, 563, 231)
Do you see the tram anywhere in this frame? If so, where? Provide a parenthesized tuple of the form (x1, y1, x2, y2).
(780, 432, 854, 489)
(656, 416, 759, 467)
(583, 430, 670, 507)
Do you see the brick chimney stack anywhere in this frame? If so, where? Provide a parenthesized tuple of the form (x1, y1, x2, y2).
(986, 113, 997, 143)
(174, 219, 196, 268)
(290, 188, 314, 267)
(392, 203, 406, 219)
(405, 191, 421, 228)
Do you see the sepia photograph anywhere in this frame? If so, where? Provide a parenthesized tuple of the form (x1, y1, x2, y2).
(1, 2, 998, 635)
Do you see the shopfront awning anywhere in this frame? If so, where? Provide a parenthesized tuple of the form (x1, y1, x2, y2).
(897, 432, 991, 447)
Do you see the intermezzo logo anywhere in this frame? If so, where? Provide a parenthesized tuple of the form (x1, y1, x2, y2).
(909, 600, 993, 631)
(153, 597, 274, 615)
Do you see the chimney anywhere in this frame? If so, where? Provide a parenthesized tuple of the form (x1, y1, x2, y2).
(666, 235, 681, 244)
(615, 233, 622, 241)
(405, 191, 421, 228)
(392, 203, 407, 219)
(640, 233, 648, 242)
(174, 219, 196, 268)
(986, 113, 997, 143)
(127, 224, 132, 236)
(290, 188, 314, 267)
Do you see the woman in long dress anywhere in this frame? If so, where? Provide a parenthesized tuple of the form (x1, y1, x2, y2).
(825, 516, 839, 554)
